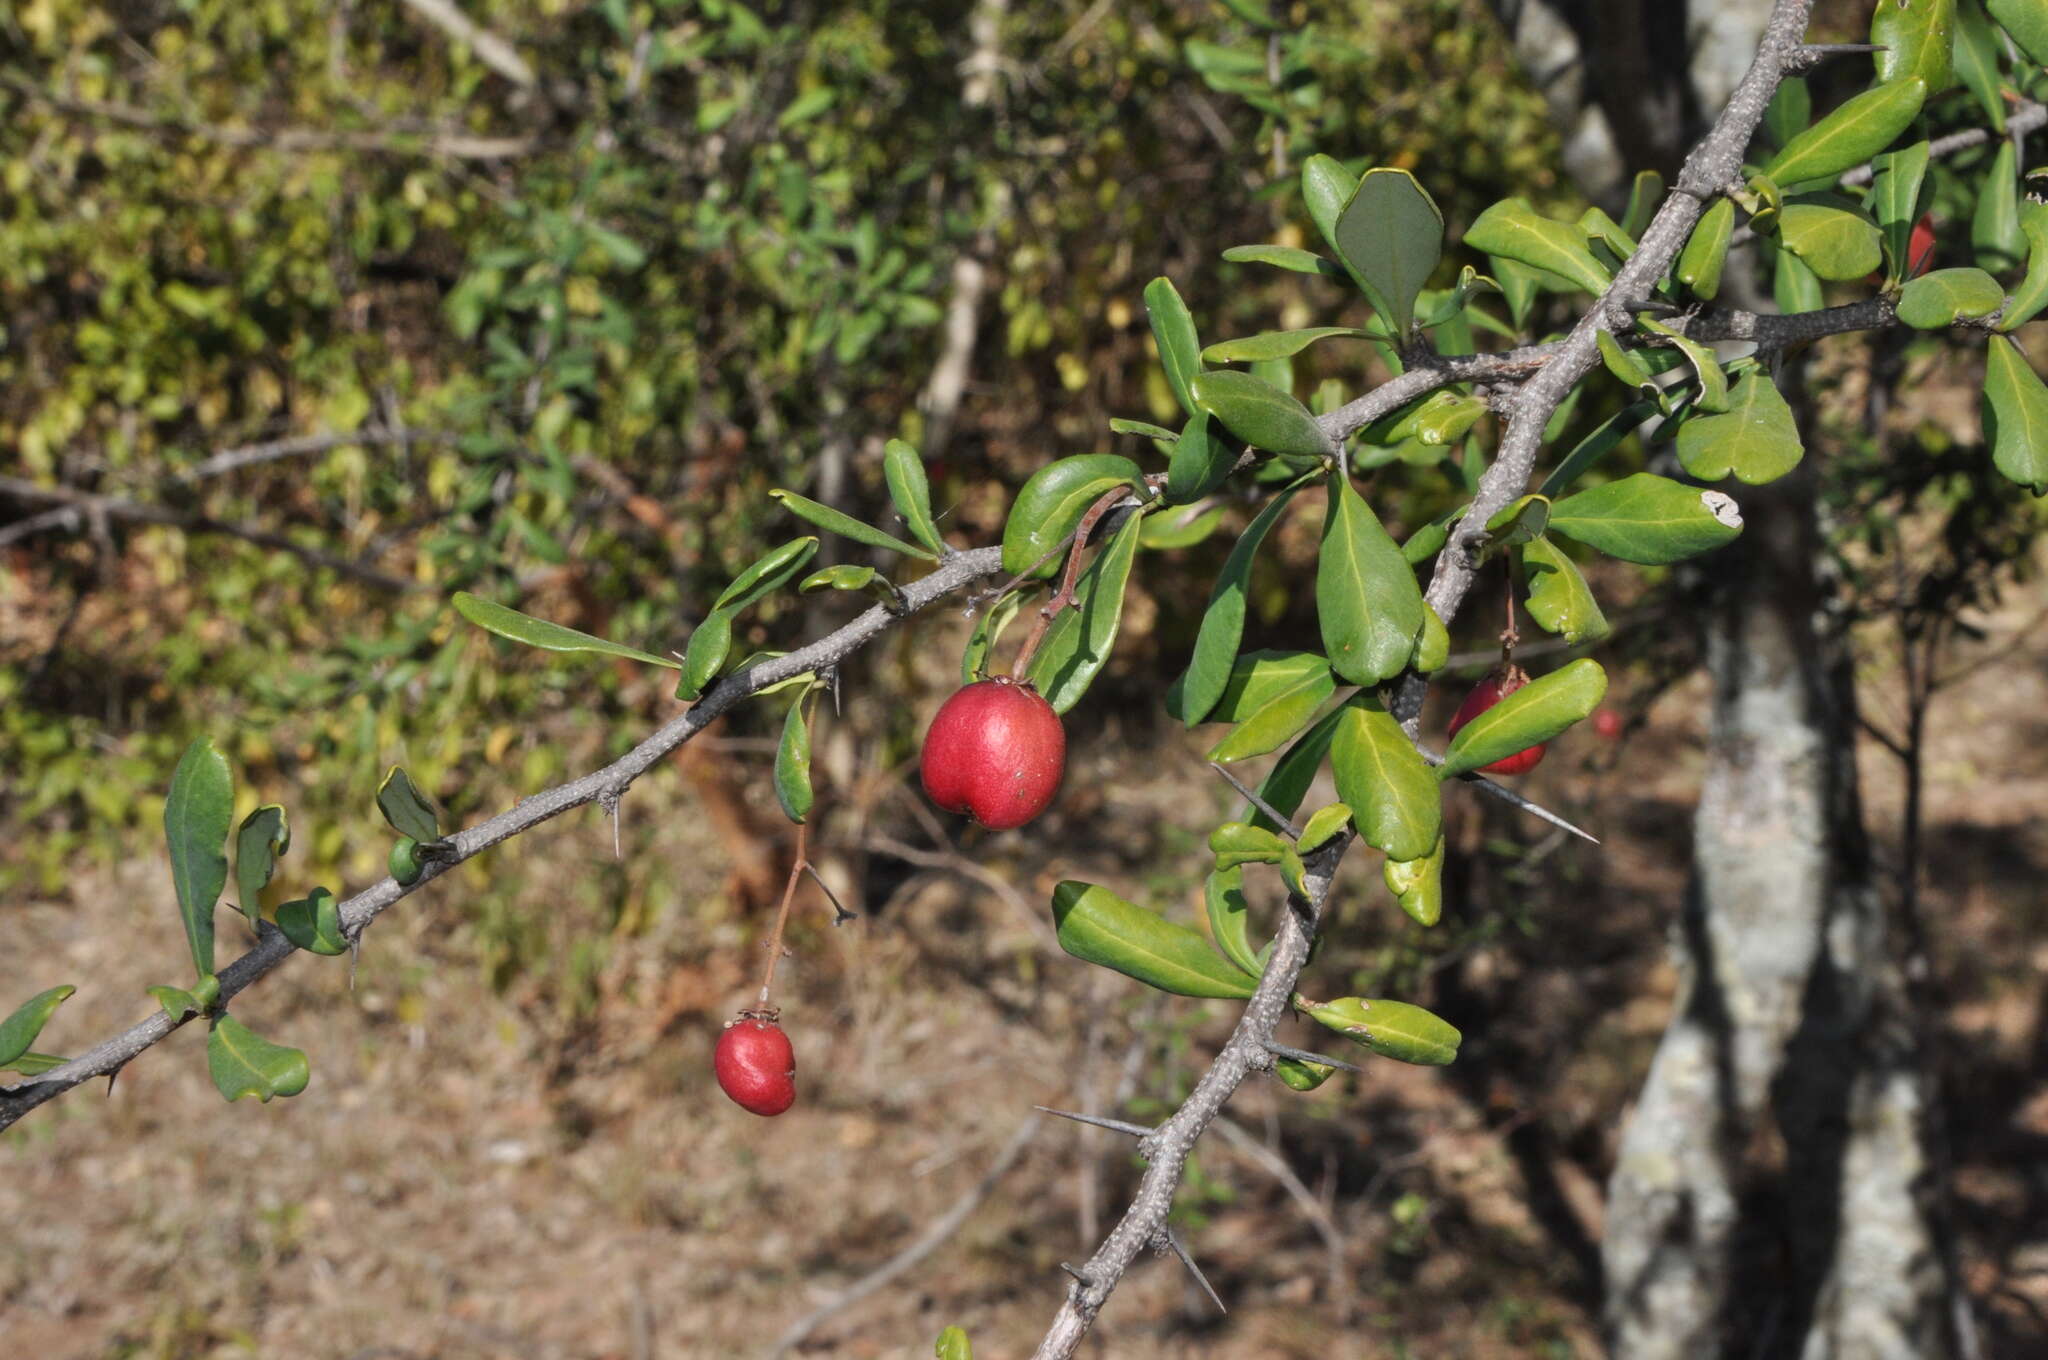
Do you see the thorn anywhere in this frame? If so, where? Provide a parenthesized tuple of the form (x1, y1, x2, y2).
(1264, 1040, 1363, 1074)
(1158, 1229, 1227, 1314)
(1059, 1261, 1094, 1287)
(1206, 762, 1303, 839)
(1458, 771, 1601, 844)
(803, 864, 857, 925)
(1034, 1105, 1154, 1138)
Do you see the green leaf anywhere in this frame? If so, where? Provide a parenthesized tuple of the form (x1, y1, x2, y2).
(1139, 504, 1227, 550)
(1189, 370, 1334, 459)
(1221, 243, 1346, 279)
(1871, 141, 1932, 283)
(1206, 665, 1337, 763)
(1490, 254, 1543, 329)
(1998, 203, 2048, 330)
(1415, 603, 1450, 673)
(389, 837, 424, 886)
(713, 537, 822, 615)
(1955, 1, 2008, 132)
(1874, 0, 1956, 88)
(376, 766, 443, 844)
(0, 985, 75, 1067)
(1773, 240, 1827, 313)
(1001, 454, 1143, 578)
(1050, 881, 1259, 999)
(1540, 400, 1658, 499)
(1204, 867, 1264, 978)
(962, 592, 1022, 685)
(1636, 316, 1728, 410)
(1330, 698, 1441, 862)
(1209, 821, 1290, 869)
(1677, 198, 1735, 301)
(768, 492, 932, 561)
(207, 1014, 310, 1103)
(1301, 155, 1361, 272)
(1308, 997, 1461, 1066)
(1777, 204, 1884, 281)
(1144, 277, 1204, 415)
(1172, 481, 1306, 725)
(1763, 78, 1927, 185)
(800, 564, 880, 593)
(1982, 334, 2048, 494)
(276, 886, 347, 955)
(1972, 140, 2023, 272)
(1110, 417, 1181, 442)
(1622, 170, 1665, 239)
(1598, 328, 1657, 398)
(884, 439, 947, 556)
(676, 609, 733, 700)
(1383, 836, 1445, 927)
(1765, 77, 1812, 150)
(1522, 536, 1611, 646)
(1333, 169, 1445, 334)
(1297, 802, 1353, 853)
(1896, 267, 2006, 327)
(233, 804, 288, 929)
(1202, 327, 1374, 363)
(452, 592, 680, 669)
(164, 737, 233, 980)
(1579, 206, 1638, 262)
(147, 984, 204, 1021)
(1479, 494, 1551, 558)
(935, 1325, 974, 1360)
(1318, 471, 1424, 687)
(1989, 0, 2048, 64)
(1675, 368, 1805, 484)
(1245, 708, 1346, 833)
(1462, 199, 1613, 296)
(1165, 411, 1239, 505)
(1026, 512, 1146, 713)
(1440, 658, 1607, 779)
(5, 1052, 69, 1077)
(1550, 473, 1744, 564)
(774, 694, 814, 824)
(1169, 649, 1333, 725)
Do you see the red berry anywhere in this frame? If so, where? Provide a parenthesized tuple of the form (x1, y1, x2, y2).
(1907, 212, 1937, 279)
(1593, 707, 1624, 741)
(715, 1016, 796, 1117)
(1448, 665, 1546, 776)
(919, 678, 1066, 830)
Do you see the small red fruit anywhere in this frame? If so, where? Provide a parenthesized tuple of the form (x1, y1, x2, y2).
(1906, 212, 1938, 279)
(715, 1014, 796, 1117)
(1593, 707, 1624, 741)
(920, 677, 1066, 830)
(1448, 664, 1546, 776)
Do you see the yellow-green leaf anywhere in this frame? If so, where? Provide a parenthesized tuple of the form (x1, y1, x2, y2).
(1051, 881, 1258, 999)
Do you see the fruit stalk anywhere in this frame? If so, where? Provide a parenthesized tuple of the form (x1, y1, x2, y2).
(756, 821, 810, 1009)
(1008, 486, 1132, 678)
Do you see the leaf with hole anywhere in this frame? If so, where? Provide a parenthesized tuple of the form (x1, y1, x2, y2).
(1330, 697, 1441, 862)
(453, 592, 680, 669)
(1318, 471, 1424, 686)
(1440, 658, 1606, 778)
(1763, 78, 1926, 186)
(1000, 454, 1142, 578)
(1676, 369, 1805, 484)
(208, 1014, 310, 1103)
(277, 886, 347, 955)
(1982, 334, 2048, 494)
(1050, 881, 1258, 999)
(164, 737, 233, 980)
(1549, 474, 1744, 563)
(1026, 511, 1146, 713)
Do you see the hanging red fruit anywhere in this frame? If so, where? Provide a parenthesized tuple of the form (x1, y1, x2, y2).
(715, 1014, 797, 1117)
(1448, 664, 1546, 776)
(920, 678, 1066, 830)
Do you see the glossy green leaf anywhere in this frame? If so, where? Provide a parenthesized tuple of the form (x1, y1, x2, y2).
(1169, 649, 1330, 724)
(884, 439, 947, 556)
(1622, 170, 1665, 239)
(801, 564, 879, 593)
(774, 694, 814, 824)
(376, 766, 442, 844)
(1173, 481, 1306, 725)
(1140, 504, 1227, 549)
(1400, 508, 1459, 566)
(1579, 206, 1638, 262)
(0, 985, 75, 1067)
(1982, 334, 2048, 493)
(1210, 821, 1290, 869)
(1189, 370, 1334, 459)
(1777, 204, 1884, 281)
(208, 1014, 310, 1103)
(1050, 881, 1258, 999)
(1764, 77, 1812, 149)
(1202, 327, 1373, 364)
(1540, 400, 1658, 499)
(1873, 0, 1956, 89)
(1318, 471, 1424, 686)
(1222, 243, 1347, 279)
(1383, 836, 1445, 927)
(1998, 202, 2048, 330)
(233, 804, 288, 928)
(1278, 845, 1311, 900)
(1763, 77, 1926, 185)
(1677, 197, 1735, 301)
(1144, 276, 1204, 415)
(769, 491, 931, 561)
(1001, 454, 1143, 578)
(1523, 536, 1610, 644)
(935, 1325, 974, 1360)
(713, 537, 821, 614)
(677, 609, 733, 700)
(1988, 0, 2048, 63)
(1165, 410, 1238, 505)
(1245, 708, 1344, 834)
(1409, 393, 1485, 447)
(1309, 997, 1461, 1066)
(1955, 0, 2008, 132)
(1598, 328, 1657, 397)
(1333, 168, 1444, 334)
(1297, 802, 1352, 853)
(1204, 867, 1263, 979)
(1026, 511, 1146, 713)
(1110, 417, 1180, 442)
(1206, 666, 1337, 763)
(148, 984, 204, 1021)
(1415, 603, 1450, 673)
(1550, 473, 1744, 563)
(1490, 254, 1543, 329)
(1871, 142, 1932, 282)
(1676, 368, 1805, 484)
(1773, 239, 1826, 313)
(962, 593, 1022, 685)
(1330, 699, 1441, 862)
(451, 592, 682, 669)
(1897, 267, 2005, 327)
(276, 886, 347, 955)
(1463, 199, 1612, 296)
(1440, 658, 1607, 778)
(1973, 140, 2024, 272)
(388, 837, 423, 886)
(1274, 1056, 1338, 1090)
(165, 737, 233, 980)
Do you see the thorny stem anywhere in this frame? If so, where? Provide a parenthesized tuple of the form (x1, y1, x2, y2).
(1008, 485, 1132, 679)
